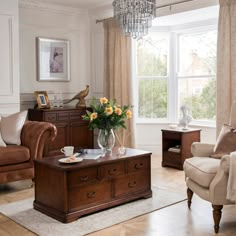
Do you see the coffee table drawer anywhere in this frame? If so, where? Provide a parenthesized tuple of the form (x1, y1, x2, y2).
(68, 167, 98, 187)
(100, 161, 125, 178)
(127, 156, 149, 173)
(114, 171, 150, 197)
(69, 181, 111, 210)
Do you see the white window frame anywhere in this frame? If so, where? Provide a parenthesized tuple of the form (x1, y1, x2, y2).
(133, 20, 217, 127)
(132, 29, 170, 124)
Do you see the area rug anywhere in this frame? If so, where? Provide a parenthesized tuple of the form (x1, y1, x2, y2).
(0, 187, 186, 236)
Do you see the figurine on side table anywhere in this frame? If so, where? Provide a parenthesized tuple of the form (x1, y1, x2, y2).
(179, 104, 193, 130)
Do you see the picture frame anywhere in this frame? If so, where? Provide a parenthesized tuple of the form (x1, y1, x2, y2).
(36, 37, 70, 82)
(34, 91, 50, 109)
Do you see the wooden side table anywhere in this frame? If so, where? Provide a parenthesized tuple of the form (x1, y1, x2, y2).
(161, 128, 201, 170)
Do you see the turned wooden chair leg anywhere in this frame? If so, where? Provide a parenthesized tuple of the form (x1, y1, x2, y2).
(212, 204, 223, 233)
(187, 188, 193, 209)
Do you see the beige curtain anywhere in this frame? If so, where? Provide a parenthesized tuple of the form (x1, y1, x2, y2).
(103, 19, 135, 148)
(217, 0, 236, 135)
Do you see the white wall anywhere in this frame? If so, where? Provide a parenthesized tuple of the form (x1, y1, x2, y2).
(2, 0, 217, 153)
(19, 0, 92, 110)
(0, 0, 20, 115)
(136, 123, 216, 155)
(89, 0, 218, 154)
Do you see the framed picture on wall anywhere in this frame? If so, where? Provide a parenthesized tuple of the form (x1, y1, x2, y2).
(34, 91, 50, 108)
(36, 37, 70, 82)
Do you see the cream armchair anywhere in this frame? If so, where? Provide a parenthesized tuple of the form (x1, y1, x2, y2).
(184, 143, 234, 233)
(183, 98, 236, 234)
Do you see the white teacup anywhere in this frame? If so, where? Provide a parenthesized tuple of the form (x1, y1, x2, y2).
(61, 146, 74, 156)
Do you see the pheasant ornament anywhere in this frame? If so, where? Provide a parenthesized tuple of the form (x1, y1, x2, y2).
(64, 85, 89, 108)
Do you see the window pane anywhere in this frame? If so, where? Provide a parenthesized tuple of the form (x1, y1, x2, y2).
(178, 31, 217, 76)
(138, 79, 167, 118)
(137, 33, 168, 76)
(178, 78, 216, 120)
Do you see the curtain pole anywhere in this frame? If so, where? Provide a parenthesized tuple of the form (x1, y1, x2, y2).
(96, 0, 195, 23)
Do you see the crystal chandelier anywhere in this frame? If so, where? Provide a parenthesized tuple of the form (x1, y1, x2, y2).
(112, 0, 156, 39)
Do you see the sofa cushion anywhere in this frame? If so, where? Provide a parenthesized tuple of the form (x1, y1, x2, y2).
(184, 157, 220, 188)
(0, 146, 30, 166)
(0, 118, 6, 147)
(0, 132, 6, 147)
(210, 124, 236, 159)
(0, 111, 28, 145)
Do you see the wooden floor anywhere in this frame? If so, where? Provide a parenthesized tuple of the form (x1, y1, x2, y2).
(0, 156, 236, 235)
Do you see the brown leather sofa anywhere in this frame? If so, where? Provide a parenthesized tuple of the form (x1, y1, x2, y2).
(0, 121, 57, 184)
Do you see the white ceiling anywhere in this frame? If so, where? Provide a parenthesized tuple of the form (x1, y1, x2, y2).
(35, 1, 219, 25)
(37, 0, 112, 9)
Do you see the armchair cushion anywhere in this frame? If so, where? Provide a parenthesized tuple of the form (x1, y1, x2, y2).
(1, 111, 28, 145)
(184, 157, 220, 188)
(210, 124, 236, 159)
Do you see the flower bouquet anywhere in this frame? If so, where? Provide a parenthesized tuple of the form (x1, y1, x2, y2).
(83, 97, 132, 154)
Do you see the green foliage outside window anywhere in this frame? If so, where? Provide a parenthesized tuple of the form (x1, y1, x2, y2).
(181, 78, 216, 120)
(138, 79, 167, 118)
(137, 46, 167, 76)
(136, 30, 216, 121)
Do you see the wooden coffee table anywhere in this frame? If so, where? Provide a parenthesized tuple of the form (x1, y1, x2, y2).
(34, 148, 152, 223)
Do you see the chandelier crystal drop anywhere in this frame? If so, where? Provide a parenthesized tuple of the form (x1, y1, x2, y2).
(112, 0, 156, 39)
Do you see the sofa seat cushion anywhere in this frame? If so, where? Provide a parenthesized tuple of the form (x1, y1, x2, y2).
(184, 157, 220, 188)
(0, 146, 30, 166)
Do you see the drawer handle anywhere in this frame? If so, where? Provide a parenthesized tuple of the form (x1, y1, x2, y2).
(108, 168, 117, 175)
(80, 176, 89, 181)
(135, 163, 143, 169)
(87, 191, 96, 198)
(128, 181, 137, 188)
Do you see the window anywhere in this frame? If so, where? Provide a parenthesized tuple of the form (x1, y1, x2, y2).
(177, 30, 217, 121)
(136, 32, 169, 119)
(134, 23, 217, 126)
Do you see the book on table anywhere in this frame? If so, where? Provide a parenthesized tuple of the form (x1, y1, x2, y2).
(79, 149, 103, 160)
(168, 145, 181, 153)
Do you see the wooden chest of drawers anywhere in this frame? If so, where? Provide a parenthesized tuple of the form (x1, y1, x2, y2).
(28, 107, 93, 157)
(34, 149, 152, 223)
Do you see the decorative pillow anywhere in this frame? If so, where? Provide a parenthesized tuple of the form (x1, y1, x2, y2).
(0, 110, 28, 145)
(0, 118, 6, 147)
(210, 124, 236, 159)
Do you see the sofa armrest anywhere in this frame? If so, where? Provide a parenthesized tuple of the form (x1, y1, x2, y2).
(191, 142, 215, 157)
(21, 121, 57, 160)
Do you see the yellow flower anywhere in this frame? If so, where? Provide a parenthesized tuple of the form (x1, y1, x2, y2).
(105, 106, 113, 115)
(90, 112, 98, 121)
(100, 97, 108, 104)
(115, 107, 122, 116)
(126, 110, 132, 119)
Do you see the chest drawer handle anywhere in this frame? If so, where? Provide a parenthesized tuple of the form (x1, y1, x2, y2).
(87, 191, 96, 198)
(80, 176, 89, 181)
(108, 168, 117, 175)
(135, 163, 143, 169)
(128, 181, 137, 188)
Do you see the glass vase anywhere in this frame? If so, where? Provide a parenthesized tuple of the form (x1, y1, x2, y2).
(97, 129, 115, 155)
